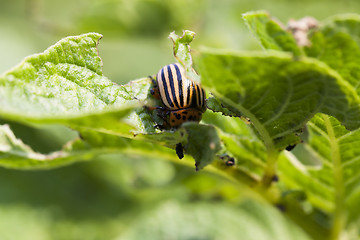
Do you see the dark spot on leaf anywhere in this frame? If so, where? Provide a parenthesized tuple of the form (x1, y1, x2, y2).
(195, 161, 200, 171)
(276, 204, 286, 212)
(286, 144, 296, 151)
(225, 158, 235, 166)
(176, 143, 184, 159)
(272, 175, 279, 182)
(78, 133, 84, 140)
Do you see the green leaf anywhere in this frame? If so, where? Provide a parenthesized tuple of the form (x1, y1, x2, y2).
(306, 14, 360, 95)
(244, 12, 360, 119)
(135, 127, 188, 147)
(197, 49, 360, 186)
(243, 10, 302, 56)
(243, 12, 360, 100)
(206, 97, 243, 118)
(181, 122, 221, 170)
(0, 33, 149, 136)
(202, 110, 266, 184)
(219, 133, 266, 179)
(278, 114, 360, 238)
(117, 200, 311, 240)
(136, 122, 222, 170)
(1, 33, 105, 117)
(0, 108, 217, 170)
(199, 50, 360, 148)
(0, 123, 179, 170)
(169, 30, 200, 83)
(0, 124, 82, 169)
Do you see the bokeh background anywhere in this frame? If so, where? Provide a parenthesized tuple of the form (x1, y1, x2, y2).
(0, 0, 359, 239)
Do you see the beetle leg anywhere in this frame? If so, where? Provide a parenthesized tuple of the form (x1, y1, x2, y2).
(149, 76, 161, 99)
(145, 106, 167, 111)
(148, 75, 156, 85)
(145, 106, 170, 129)
(144, 106, 156, 111)
(150, 88, 160, 99)
(155, 107, 169, 121)
(154, 124, 166, 130)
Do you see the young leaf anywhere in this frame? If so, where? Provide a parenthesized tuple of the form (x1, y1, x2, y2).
(278, 114, 360, 238)
(305, 14, 360, 95)
(169, 30, 200, 83)
(243, 11, 360, 104)
(243, 10, 302, 56)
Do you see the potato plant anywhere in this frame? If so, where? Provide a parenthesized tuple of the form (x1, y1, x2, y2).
(1, 10, 360, 240)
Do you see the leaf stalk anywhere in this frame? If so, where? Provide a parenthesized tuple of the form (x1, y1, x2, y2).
(323, 114, 346, 240)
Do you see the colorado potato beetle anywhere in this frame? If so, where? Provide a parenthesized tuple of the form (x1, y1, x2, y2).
(149, 63, 206, 128)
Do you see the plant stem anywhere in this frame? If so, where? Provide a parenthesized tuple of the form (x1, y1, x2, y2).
(260, 146, 279, 188)
(323, 114, 346, 240)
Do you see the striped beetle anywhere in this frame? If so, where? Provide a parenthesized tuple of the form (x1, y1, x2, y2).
(148, 63, 206, 128)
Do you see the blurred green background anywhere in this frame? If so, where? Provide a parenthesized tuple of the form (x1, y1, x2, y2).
(0, 0, 359, 239)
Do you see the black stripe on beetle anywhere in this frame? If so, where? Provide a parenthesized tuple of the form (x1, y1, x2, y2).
(201, 87, 206, 108)
(160, 68, 174, 108)
(167, 65, 180, 109)
(157, 63, 206, 111)
(174, 64, 184, 107)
